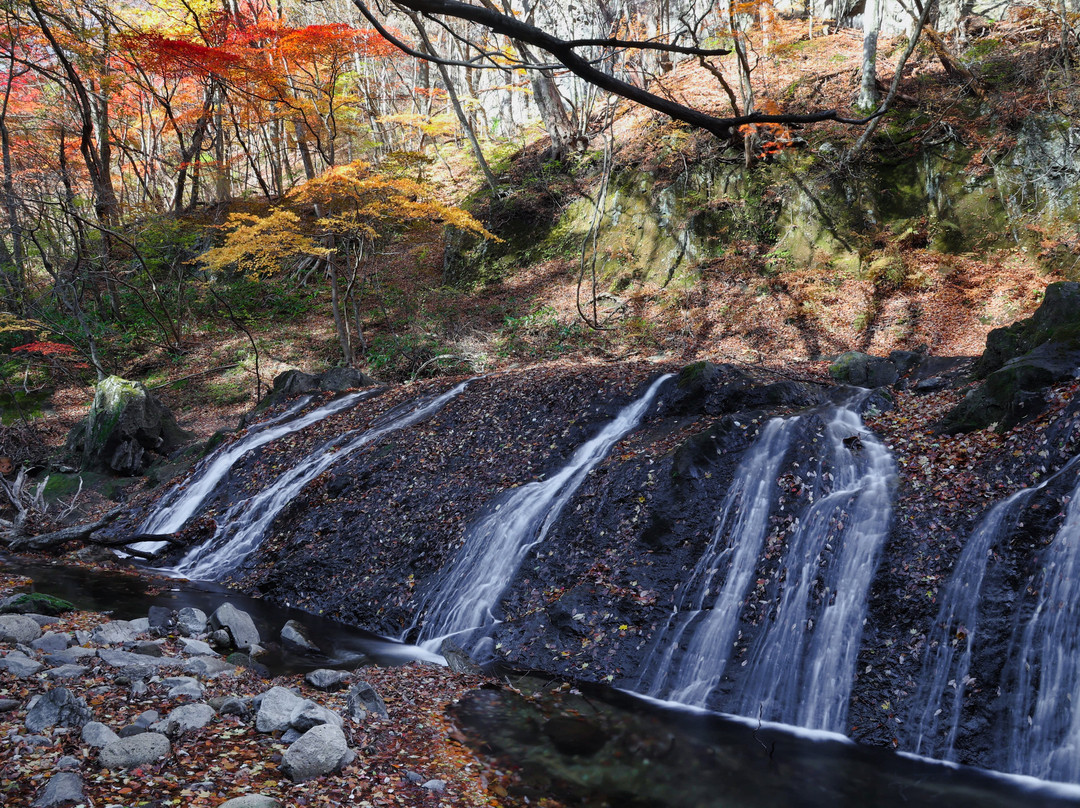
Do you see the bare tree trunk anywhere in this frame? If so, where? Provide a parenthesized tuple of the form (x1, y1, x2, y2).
(858, 0, 882, 109)
(409, 14, 500, 193)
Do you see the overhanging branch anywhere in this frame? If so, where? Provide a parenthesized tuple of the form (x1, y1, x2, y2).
(351, 0, 877, 139)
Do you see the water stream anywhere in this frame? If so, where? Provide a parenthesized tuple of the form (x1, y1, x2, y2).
(131, 389, 380, 555)
(641, 416, 799, 700)
(414, 373, 673, 652)
(1003, 467, 1080, 781)
(170, 381, 468, 580)
(643, 398, 895, 732)
(906, 456, 1080, 776)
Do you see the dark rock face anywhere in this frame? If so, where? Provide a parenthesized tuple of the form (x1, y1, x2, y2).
(143, 346, 1080, 775)
(65, 376, 192, 475)
(828, 351, 900, 388)
(245, 368, 379, 424)
(943, 282, 1080, 433)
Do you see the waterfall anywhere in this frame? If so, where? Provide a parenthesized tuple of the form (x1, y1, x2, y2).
(130, 390, 379, 555)
(906, 456, 1080, 776)
(416, 373, 673, 652)
(1003, 465, 1080, 781)
(170, 381, 469, 581)
(645, 398, 894, 733)
(641, 416, 799, 700)
(906, 487, 1038, 759)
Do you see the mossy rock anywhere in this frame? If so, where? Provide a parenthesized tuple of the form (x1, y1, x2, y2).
(40, 471, 137, 503)
(66, 375, 193, 476)
(828, 352, 899, 389)
(0, 592, 76, 616)
(940, 341, 1080, 433)
(975, 282, 1080, 377)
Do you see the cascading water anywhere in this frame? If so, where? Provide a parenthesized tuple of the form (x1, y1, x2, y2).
(415, 373, 673, 652)
(1003, 461, 1080, 781)
(130, 389, 380, 555)
(641, 416, 799, 700)
(644, 398, 895, 733)
(906, 487, 1041, 760)
(171, 381, 469, 581)
(905, 455, 1080, 777)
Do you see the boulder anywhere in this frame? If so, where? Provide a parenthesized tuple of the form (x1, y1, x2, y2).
(31, 632, 71, 653)
(179, 637, 217, 657)
(151, 703, 215, 737)
(90, 620, 141, 646)
(0, 613, 43, 643)
(163, 676, 205, 699)
(255, 686, 306, 733)
(82, 721, 121, 748)
(281, 724, 351, 782)
(248, 368, 377, 422)
(66, 375, 192, 475)
(32, 771, 84, 808)
(98, 733, 170, 769)
(346, 681, 388, 721)
(218, 797, 283, 808)
(290, 702, 343, 732)
(210, 604, 260, 651)
(828, 351, 899, 388)
(147, 606, 174, 633)
(176, 607, 208, 637)
(281, 620, 321, 654)
(975, 282, 1080, 376)
(911, 287, 1080, 431)
(305, 669, 351, 692)
(0, 651, 43, 677)
(184, 656, 237, 678)
(98, 648, 182, 672)
(46, 664, 88, 680)
(0, 593, 75, 616)
(25, 687, 93, 732)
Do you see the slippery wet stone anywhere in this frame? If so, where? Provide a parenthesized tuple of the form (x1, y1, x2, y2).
(281, 620, 320, 653)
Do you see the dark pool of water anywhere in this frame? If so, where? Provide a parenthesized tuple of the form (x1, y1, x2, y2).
(0, 552, 441, 676)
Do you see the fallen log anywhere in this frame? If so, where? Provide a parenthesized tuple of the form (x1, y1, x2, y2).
(6, 506, 125, 552)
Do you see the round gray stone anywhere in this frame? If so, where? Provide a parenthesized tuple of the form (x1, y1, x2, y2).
(281, 724, 350, 782)
(99, 732, 170, 769)
(0, 614, 43, 644)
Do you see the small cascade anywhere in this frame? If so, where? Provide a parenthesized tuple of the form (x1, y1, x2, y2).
(415, 374, 673, 652)
(1003, 467, 1080, 781)
(171, 381, 469, 581)
(641, 416, 799, 700)
(645, 398, 895, 733)
(131, 390, 378, 555)
(905, 455, 1080, 775)
(906, 487, 1039, 759)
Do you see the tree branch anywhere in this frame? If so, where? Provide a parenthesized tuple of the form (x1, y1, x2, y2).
(352, 0, 878, 139)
